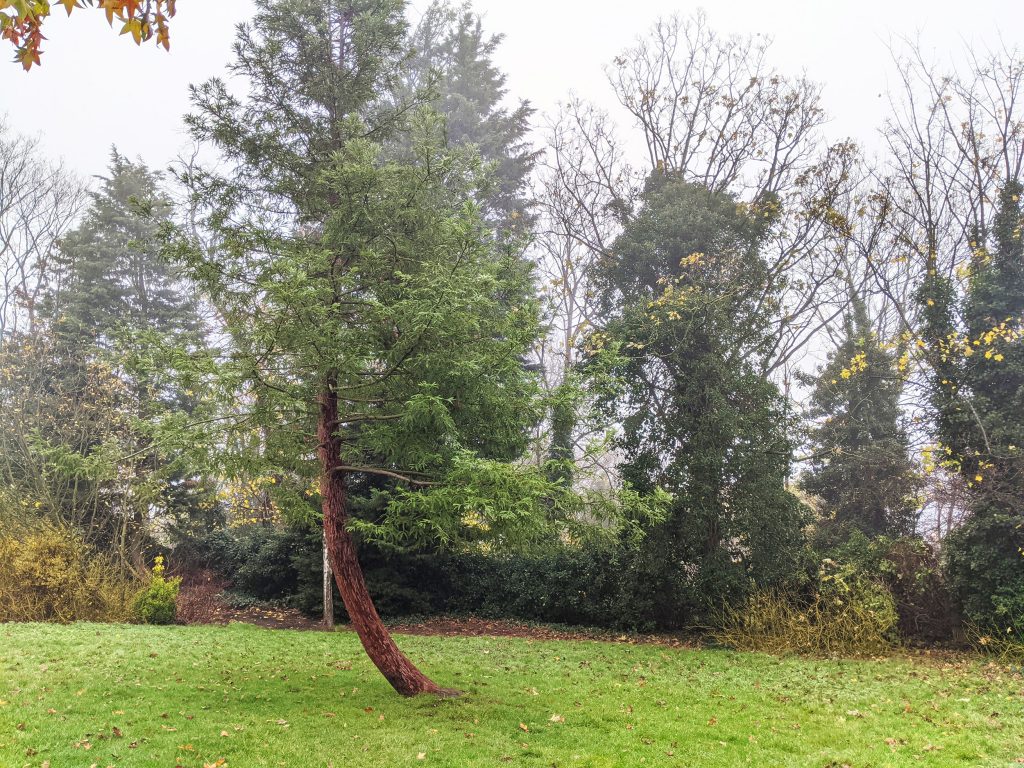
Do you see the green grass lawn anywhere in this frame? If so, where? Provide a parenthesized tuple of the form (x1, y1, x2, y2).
(1, 623, 1022, 767)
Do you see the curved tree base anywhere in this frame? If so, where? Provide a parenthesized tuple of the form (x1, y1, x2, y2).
(318, 386, 454, 697)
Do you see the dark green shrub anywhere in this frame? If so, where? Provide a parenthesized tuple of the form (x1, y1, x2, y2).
(174, 522, 802, 632)
(231, 526, 308, 600)
(174, 524, 310, 601)
(170, 528, 240, 573)
(945, 509, 1024, 635)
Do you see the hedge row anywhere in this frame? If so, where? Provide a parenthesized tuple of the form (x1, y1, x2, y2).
(173, 522, 980, 640)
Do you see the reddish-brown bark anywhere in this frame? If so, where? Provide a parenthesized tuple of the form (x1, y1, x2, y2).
(317, 385, 455, 697)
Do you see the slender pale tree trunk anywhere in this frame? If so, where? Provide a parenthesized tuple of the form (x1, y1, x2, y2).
(322, 530, 334, 630)
(317, 384, 454, 697)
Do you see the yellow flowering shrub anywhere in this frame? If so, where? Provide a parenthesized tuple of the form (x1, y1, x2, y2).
(0, 521, 139, 623)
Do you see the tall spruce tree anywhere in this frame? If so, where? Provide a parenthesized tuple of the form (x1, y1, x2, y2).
(800, 295, 921, 538)
(172, 0, 560, 696)
(43, 153, 218, 542)
(403, 1, 536, 232)
(593, 176, 806, 625)
(46, 152, 201, 351)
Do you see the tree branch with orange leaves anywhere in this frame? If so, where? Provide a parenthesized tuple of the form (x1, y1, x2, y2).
(0, 0, 176, 70)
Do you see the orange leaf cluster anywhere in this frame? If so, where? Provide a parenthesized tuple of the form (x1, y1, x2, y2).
(0, 0, 176, 70)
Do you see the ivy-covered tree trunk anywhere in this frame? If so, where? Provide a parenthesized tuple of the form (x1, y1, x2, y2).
(316, 384, 449, 697)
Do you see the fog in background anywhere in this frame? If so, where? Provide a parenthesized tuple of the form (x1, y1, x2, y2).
(2, 1, 1023, 180)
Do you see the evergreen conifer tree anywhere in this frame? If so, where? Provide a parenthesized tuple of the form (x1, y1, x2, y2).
(169, 0, 570, 696)
(46, 151, 201, 352)
(593, 176, 806, 625)
(801, 295, 921, 538)
(403, 2, 536, 232)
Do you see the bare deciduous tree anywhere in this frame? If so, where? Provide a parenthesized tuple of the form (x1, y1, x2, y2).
(0, 119, 84, 342)
(879, 41, 1024, 317)
(607, 11, 826, 198)
(538, 14, 863, 395)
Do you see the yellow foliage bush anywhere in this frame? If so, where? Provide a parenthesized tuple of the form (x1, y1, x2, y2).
(714, 570, 899, 658)
(0, 521, 140, 623)
(965, 623, 1024, 661)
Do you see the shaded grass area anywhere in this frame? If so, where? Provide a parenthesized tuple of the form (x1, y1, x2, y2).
(1, 622, 1022, 767)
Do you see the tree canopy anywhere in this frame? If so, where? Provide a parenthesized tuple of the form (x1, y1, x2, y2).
(801, 295, 922, 539)
(167, 0, 573, 695)
(590, 175, 807, 624)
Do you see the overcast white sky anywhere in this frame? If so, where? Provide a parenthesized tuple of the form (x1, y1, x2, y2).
(1, 0, 1022, 181)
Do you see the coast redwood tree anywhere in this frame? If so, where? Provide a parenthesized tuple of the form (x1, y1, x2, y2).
(171, 0, 547, 696)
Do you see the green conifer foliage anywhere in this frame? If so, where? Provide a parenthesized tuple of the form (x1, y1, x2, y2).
(593, 176, 807, 625)
(801, 296, 922, 538)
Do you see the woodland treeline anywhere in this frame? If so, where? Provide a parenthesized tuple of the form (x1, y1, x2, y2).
(1, 1, 1022, 691)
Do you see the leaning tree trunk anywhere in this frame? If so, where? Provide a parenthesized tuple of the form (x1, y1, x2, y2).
(317, 386, 452, 697)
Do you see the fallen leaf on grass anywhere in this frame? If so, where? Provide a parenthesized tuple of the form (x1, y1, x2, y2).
(549, 714, 565, 723)
(518, 722, 529, 732)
